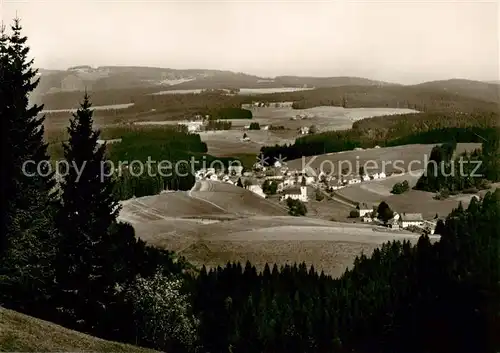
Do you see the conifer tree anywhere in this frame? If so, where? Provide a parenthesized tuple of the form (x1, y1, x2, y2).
(55, 93, 123, 330)
(0, 18, 57, 314)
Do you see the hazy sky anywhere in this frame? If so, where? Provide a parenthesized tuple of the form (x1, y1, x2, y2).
(2, 0, 499, 84)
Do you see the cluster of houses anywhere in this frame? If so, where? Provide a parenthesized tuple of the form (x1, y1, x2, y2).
(355, 202, 438, 234)
(194, 159, 314, 203)
(329, 171, 388, 190)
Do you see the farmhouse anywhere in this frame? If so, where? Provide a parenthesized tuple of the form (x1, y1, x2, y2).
(357, 203, 372, 217)
(178, 121, 203, 133)
(400, 213, 424, 228)
(299, 126, 310, 135)
(388, 218, 400, 229)
(347, 177, 361, 185)
(228, 165, 243, 176)
(362, 174, 371, 182)
(281, 186, 308, 202)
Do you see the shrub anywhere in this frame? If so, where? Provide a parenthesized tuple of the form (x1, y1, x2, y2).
(391, 180, 410, 194)
(126, 273, 199, 352)
(349, 210, 360, 218)
(286, 198, 307, 216)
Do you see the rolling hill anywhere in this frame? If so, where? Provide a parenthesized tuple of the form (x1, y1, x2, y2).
(412, 78, 500, 103)
(0, 307, 157, 352)
(34, 66, 398, 96)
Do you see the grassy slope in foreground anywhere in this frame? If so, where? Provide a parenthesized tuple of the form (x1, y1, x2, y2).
(0, 307, 157, 352)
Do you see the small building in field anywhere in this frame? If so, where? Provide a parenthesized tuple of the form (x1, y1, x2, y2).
(357, 203, 373, 217)
(362, 174, 371, 182)
(347, 177, 361, 185)
(299, 126, 310, 135)
(379, 171, 387, 179)
(281, 186, 308, 202)
(400, 213, 424, 228)
(362, 215, 373, 223)
(228, 165, 243, 176)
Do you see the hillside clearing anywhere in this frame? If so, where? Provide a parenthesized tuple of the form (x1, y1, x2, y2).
(0, 307, 157, 352)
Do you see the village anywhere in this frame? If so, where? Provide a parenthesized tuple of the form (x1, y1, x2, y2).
(194, 151, 439, 236)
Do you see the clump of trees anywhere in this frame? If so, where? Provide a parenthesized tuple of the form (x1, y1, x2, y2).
(377, 201, 394, 224)
(415, 140, 499, 194)
(349, 209, 360, 218)
(391, 180, 410, 194)
(249, 122, 261, 130)
(286, 198, 307, 216)
(262, 180, 278, 195)
(214, 107, 252, 120)
(206, 119, 231, 130)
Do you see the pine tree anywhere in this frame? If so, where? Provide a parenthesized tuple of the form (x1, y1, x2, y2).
(55, 93, 123, 331)
(0, 18, 57, 315)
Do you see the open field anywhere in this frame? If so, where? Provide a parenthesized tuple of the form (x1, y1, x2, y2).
(189, 180, 289, 216)
(152, 87, 315, 95)
(188, 107, 419, 156)
(199, 130, 296, 155)
(0, 307, 157, 352)
(118, 180, 439, 277)
(286, 142, 482, 176)
(144, 215, 438, 278)
(219, 106, 418, 132)
(335, 168, 496, 220)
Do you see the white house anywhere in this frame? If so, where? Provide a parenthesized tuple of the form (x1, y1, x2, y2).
(362, 215, 373, 223)
(379, 172, 387, 179)
(281, 186, 308, 202)
(262, 125, 270, 130)
(357, 203, 373, 217)
(209, 174, 218, 181)
(362, 174, 371, 182)
(400, 213, 424, 228)
(371, 173, 381, 180)
(178, 121, 203, 133)
(299, 126, 310, 135)
(228, 165, 243, 176)
(248, 185, 266, 198)
(274, 160, 283, 168)
(347, 177, 361, 185)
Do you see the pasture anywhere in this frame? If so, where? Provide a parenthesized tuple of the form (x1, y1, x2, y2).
(118, 180, 440, 277)
(286, 142, 482, 177)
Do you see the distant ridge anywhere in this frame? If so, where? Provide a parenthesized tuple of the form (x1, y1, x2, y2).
(33, 66, 500, 105)
(34, 65, 396, 95)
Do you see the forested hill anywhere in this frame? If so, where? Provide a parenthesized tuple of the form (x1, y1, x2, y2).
(261, 111, 499, 162)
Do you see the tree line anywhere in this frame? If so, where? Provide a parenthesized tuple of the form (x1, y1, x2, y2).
(414, 138, 499, 195)
(260, 110, 499, 162)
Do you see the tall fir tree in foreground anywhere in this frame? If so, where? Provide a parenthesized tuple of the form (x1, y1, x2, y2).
(55, 93, 144, 334)
(55, 93, 121, 330)
(0, 18, 57, 315)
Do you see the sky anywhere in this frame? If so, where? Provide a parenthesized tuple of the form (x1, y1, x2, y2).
(1, 0, 499, 84)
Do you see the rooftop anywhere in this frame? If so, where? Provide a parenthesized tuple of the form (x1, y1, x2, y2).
(401, 213, 424, 222)
(284, 187, 302, 195)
